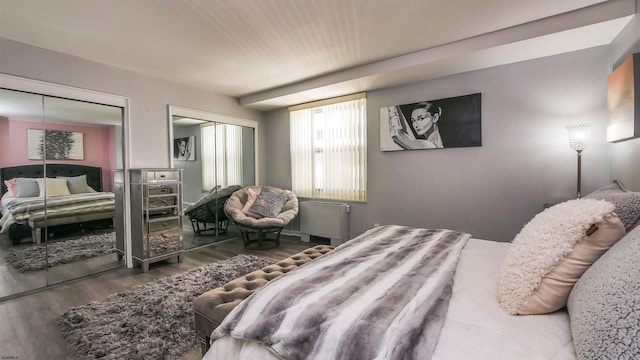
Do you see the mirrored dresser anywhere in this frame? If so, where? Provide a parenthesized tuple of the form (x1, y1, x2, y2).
(129, 168, 184, 272)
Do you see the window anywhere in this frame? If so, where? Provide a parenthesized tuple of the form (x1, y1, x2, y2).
(290, 94, 367, 201)
(201, 123, 244, 190)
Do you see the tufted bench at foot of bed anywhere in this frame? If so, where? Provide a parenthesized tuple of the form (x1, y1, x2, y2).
(193, 244, 334, 356)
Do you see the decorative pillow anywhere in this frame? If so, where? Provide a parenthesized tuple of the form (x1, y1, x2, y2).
(242, 187, 262, 218)
(498, 199, 626, 315)
(15, 178, 40, 198)
(567, 224, 640, 359)
(36, 178, 71, 196)
(57, 175, 91, 194)
(584, 179, 640, 231)
(249, 187, 288, 218)
(3, 179, 16, 197)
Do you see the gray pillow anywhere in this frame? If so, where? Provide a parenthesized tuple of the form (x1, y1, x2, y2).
(15, 178, 40, 198)
(567, 225, 640, 359)
(58, 175, 91, 194)
(584, 180, 640, 230)
(249, 187, 287, 218)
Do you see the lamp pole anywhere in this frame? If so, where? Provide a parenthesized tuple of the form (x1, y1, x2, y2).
(576, 149, 583, 199)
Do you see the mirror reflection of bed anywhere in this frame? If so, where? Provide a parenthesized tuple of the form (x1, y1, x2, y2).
(0, 164, 117, 295)
(0, 85, 126, 300)
(0, 164, 121, 297)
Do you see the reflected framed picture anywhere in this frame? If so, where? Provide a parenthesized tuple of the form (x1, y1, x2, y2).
(28, 129, 84, 160)
(174, 136, 195, 161)
(607, 53, 640, 142)
(380, 93, 481, 152)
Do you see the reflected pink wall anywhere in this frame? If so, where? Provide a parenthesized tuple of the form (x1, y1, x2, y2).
(0, 118, 116, 191)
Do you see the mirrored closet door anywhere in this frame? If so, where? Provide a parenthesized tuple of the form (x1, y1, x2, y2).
(170, 106, 256, 250)
(0, 81, 126, 300)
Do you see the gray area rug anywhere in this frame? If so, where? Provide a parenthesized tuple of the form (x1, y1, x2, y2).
(57, 254, 272, 360)
(4, 232, 115, 273)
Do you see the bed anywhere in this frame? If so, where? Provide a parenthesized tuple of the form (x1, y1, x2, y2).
(202, 181, 640, 360)
(0, 164, 115, 244)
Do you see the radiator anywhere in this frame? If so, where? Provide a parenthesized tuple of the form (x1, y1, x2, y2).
(300, 201, 350, 246)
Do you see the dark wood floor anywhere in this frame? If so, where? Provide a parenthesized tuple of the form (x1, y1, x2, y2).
(0, 233, 321, 360)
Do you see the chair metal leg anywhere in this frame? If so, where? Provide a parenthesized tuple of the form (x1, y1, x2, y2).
(199, 333, 211, 356)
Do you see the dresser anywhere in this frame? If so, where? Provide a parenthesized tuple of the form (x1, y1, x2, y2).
(129, 168, 184, 272)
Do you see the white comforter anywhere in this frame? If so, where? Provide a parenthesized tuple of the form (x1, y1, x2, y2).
(0, 192, 115, 234)
(205, 238, 576, 360)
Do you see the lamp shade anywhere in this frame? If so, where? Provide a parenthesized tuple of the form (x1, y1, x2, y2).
(566, 123, 593, 152)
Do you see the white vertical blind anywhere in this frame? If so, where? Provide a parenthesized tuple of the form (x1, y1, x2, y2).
(290, 96, 367, 201)
(201, 124, 217, 191)
(201, 123, 243, 190)
(216, 123, 243, 186)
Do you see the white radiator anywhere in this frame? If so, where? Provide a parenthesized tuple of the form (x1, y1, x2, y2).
(300, 201, 350, 246)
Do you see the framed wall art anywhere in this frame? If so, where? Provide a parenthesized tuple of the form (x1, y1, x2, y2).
(380, 93, 481, 152)
(607, 53, 640, 142)
(28, 129, 84, 160)
(174, 136, 196, 161)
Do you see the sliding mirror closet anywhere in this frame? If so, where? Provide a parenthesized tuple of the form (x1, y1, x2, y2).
(0, 77, 126, 300)
(170, 106, 257, 250)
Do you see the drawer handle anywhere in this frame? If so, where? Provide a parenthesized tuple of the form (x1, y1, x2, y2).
(162, 222, 168, 226)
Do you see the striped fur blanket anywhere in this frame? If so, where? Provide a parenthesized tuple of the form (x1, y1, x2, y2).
(0, 192, 115, 234)
(212, 225, 470, 360)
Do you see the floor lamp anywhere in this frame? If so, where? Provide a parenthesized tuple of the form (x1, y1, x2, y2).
(566, 123, 593, 199)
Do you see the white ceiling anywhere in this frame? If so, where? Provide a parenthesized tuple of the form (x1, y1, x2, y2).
(0, 0, 636, 111)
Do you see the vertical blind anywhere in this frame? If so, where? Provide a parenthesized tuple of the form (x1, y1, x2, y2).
(290, 96, 367, 201)
(201, 123, 243, 191)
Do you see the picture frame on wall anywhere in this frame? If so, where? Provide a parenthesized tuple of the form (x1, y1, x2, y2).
(380, 93, 482, 152)
(607, 53, 640, 142)
(174, 136, 196, 161)
(27, 129, 84, 160)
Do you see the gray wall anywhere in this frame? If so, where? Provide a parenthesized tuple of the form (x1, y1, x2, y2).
(266, 47, 615, 242)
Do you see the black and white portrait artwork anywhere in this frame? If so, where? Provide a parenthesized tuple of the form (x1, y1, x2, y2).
(28, 129, 84, 160)
(174, 136, 196, 161)
(380, 93, 482, 152)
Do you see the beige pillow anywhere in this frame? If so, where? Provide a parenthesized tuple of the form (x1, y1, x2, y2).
(37, 178, 71, 196)
(499, 199, 625, 315)
(241, 187, 262, 218)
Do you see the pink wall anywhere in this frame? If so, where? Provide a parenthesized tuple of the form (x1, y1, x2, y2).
(0, 117, 8, 166)
(0, 118, 117, 191)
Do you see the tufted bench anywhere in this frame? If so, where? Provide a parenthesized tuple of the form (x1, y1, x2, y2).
(193, 244, 334, 355)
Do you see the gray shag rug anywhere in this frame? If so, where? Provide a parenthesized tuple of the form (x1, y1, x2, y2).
(57, 254, 272, 360)
(4, 232, 116, 272)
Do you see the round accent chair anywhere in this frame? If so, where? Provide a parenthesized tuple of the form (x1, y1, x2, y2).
(224, 186, 299, 250)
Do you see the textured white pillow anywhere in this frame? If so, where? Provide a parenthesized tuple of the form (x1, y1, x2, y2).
(499, 199, 626, 315)
(37, 178, 71, 196)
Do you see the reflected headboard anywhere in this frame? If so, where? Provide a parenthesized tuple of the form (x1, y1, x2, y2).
(0, 164, 103, 195)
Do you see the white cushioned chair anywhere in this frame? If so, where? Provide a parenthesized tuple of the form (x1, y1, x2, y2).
(224, 186, 299, 249)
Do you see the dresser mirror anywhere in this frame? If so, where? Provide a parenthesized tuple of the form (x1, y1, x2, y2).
(0, 80, 126, 301)
(169, 106, 257, 250)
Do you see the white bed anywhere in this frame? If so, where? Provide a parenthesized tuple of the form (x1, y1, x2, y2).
(205, 238, 575, 360)
(202, 181, 640, 360)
